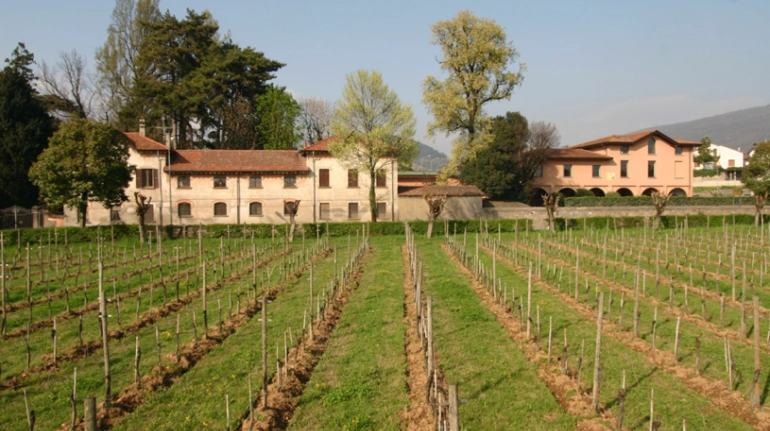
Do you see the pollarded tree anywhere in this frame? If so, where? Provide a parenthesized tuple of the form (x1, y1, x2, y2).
(29, 119, 134, 227)
(742, 141, 770, 226)
(422, 10, 525, 178)
(330, 70, 417, 222)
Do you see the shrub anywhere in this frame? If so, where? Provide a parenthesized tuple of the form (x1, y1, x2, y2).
(605, 191, 621, 198)
(694, 169, 719, 177)
(564, 196, 755, 207)
(575, 188, 594, 197)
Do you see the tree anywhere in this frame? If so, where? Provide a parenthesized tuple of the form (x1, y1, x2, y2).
(29, 119, 133, 228)
(39, 50, 95, 119)
(285, 200, 300, 242)
(330, 70, 417, 222)
(424, 195, 447, 238)
(422, 10, 525, 177)
(255, 85, 302, 150)
(134, 192, 151, 243)
(694, 137, 719, 168)
(651, 191, 671, 230)
(458, 112, 556, 201)
(0, 43, 54, 208)
(742, 141, 770, 226)
(95, 0, 161, 126)
(543, 193, 561, 234)
(299, 96, 333, 144)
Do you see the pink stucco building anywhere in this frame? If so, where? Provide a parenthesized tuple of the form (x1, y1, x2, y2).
(531, 130, 700, 202)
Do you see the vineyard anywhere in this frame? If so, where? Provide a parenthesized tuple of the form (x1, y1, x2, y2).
(1, 220, 770, 430)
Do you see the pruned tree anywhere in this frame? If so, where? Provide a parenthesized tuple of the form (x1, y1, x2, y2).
(39, 50, 95, 119)
(651, 191, 670, 230)
(329, 70, 417, 222)
(422, 10, 525, 180)
(134, 192, 151, 244)
(285, 200, 300, 242)
(29, 119, 134, 228)
(543, 193, 561, 233)
(299, 96, 333, 144)
(424, 195, 447, 238)
(742, 141, 770, 226)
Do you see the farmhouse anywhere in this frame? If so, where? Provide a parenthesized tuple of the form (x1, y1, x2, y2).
(76, 132, 398, 227)
(531, 129, 700, 200)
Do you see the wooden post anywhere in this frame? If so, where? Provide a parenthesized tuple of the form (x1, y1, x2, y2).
(673, 317, 681, 361)
(527, 264, 532, 339)
(98, 259, 111, 410)
(70, 367, 77, 429)
(427, 297, 434, 380)
(634, 275, 640, 337)
(448, 383, 460, 431)
(617, 370, 626, 431)
(202, 261, 208, 336)
(84, 397, 97, 431)
(651, 307, 657, 351)
(752, 295, 761, 409)
(134, 336, 141, 385)
(547, 316, 553, 363)
(261, 297, 268, 409)
(649, 387, 654, 431)
(592, 292, 604, 411)
(23, 388, 34, 431)
(52, 317, 57, 365)
(225, 393, 231, 431)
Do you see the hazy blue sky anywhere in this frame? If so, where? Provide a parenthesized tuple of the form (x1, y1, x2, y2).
(2, 0, 768, 153)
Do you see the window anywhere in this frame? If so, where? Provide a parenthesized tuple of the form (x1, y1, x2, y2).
(214, 177, 226, 188)
(348, 202, 359, 219)
(136, 168, 157, 189)
(648, 160, 656, 178)
(376, 202, 387, 219)
(249, 176, 262, 188)
(284, 175, 296, 188)
(675, 146, 683, 156)
(620, 145, 629, 154)
(249, 202, 262, 216)
(177, 176, 190, 188)
(648, 138, 656, 155)
(620, 160, 628, 178)
(110, 208, 121, 222)
(376, 169, 386, 187)
(592, 165, 600, 178)
(728, 159, 735, 167)
(534, 165, 543, 178)
(178, 202, 191, 217)
(319, 203, 330, 220)
(284, 201, 297, 215)
(214, 202, 227, 216)
(347, 169, 358, 187)
(319, 169, 330, 188)
(563, 164, 572, 178)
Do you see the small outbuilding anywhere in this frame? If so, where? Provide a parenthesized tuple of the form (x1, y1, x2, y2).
(398, 185, 484, 221)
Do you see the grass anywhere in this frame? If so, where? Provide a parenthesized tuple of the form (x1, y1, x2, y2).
(288, 236, 407, 431)
(417, 238, 576, 430)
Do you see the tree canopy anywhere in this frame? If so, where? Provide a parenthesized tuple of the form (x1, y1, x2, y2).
(329, 70, 416, 221)
(0, 43, 54, 208)
(255, 85, 303, 150)
(29, 119, 133, 227)
(422, 10, 525, 177)
(459, 112, 557, 201)
(743, 141, 770, 195)
(694, 137, 719, 167)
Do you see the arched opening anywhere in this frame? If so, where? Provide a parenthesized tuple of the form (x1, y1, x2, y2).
(616, 188, 633, 197)
(590, 188, 605, 197)
(558, 188, 576, 198)
(642, 188, 658, 196)
(214, 202, 227, 216)
(529, 188, 547, 207)
(668, 188, 686, 197)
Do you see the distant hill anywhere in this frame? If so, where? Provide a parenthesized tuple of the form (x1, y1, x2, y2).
(412, 142, 449, 171)
(644, 104, 770, 152)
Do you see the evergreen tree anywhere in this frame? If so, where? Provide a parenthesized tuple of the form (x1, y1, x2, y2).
(255, 85, 303, 150)
(0, 43, 54, 208)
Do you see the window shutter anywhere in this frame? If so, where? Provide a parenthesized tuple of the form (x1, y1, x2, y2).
(136, 170, 143, 188)
(320, 169, 329, 187)
(152, 169, 159, 189)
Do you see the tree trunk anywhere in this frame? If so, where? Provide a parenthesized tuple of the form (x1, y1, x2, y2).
(427, 218, 435, 239)
(369, 168, 377, 222)
(288, 216, 295, 242)
(78, 202, 87, 229)
(137, 212, 146, 244)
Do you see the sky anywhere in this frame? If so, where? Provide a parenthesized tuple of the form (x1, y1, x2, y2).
(1, 0, 769, 154)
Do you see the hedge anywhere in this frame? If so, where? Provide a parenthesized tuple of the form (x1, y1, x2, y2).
(552, 213, 770, 231)
(694, 169, 719, 177)
(564, 196, 754, 207)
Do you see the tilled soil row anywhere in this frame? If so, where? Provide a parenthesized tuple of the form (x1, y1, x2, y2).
(0, 249, 290, 390)
(400, 245, 436, 431)
(239, 246, 368, 431)
(484, 243, 770, 431)
(83, 246, 333, 431)
(443, 242, 613, 431)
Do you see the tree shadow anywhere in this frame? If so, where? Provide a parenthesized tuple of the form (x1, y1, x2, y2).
(604, 366, 657, 410)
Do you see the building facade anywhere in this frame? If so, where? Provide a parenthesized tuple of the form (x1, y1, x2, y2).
(693, 142, 746, 171)
(75, 134, 398, 227)
(531, 130, 700, 198)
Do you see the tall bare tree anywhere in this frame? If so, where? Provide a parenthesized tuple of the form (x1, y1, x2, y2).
(299, 96, 334, 144)
(543, 192, 561, 234)
(39, 50, 95, 119)
(425, 195, 447, 238)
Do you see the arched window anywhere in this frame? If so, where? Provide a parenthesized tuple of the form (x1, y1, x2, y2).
(214, 202, 227, 216)
(178, 202, 191, 217)
(249, 202, 263, 216)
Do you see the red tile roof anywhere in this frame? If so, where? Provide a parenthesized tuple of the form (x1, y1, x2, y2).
(302, 136, 337, 153)
(569, 130, 701, 149)
(399, 185, 484, 197)
(165, 150, 309, 174)
(125, 132, 168, 151)
(546, 148, 612, 160)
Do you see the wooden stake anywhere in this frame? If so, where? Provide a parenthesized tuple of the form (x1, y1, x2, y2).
(592, 292, 604, 411)
(527, 264, 532, 339)
(448, 384, 460, 431)
(547, 316, 553, 363)
(673, 316, 681, 361)
(752, 295, 761, 409)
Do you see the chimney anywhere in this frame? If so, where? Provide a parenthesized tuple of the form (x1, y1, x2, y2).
(303, 139, 307, 149)
(139, 117, 146, 136)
